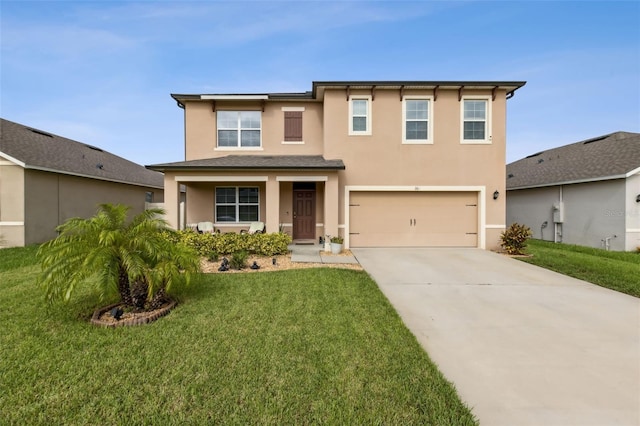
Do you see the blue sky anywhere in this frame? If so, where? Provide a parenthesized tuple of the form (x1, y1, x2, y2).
(1, 1, 638, 165)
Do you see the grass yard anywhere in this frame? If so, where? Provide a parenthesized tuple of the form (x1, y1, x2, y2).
(0, 246, 476, 425)
(520, 239, 640, 297)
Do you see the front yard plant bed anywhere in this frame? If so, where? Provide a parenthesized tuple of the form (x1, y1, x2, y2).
(90, 300, 177, 327)
(1, 246, 477, 425)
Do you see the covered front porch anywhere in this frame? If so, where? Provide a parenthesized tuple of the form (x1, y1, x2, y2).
(147, 156, 344, 242)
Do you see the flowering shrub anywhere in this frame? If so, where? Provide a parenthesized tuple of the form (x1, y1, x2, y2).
(500, 223, 533, 255)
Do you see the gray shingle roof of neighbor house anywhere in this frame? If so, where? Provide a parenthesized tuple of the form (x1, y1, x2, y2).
(171, 80, 527, 104)
(0, 118, 164, 189)
(506, 131, 640, 190)
(147, 155, 345, 171)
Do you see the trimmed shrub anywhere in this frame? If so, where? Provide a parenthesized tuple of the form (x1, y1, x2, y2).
(500, 223, 533, 255)
(164, 230, 292, 257)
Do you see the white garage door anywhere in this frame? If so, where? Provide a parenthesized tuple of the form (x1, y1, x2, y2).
(349, 191, 478, 247)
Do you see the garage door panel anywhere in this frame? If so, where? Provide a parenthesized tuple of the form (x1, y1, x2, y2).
(350, 191, 478, 247)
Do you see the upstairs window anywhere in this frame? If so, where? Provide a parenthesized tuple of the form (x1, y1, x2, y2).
(215, 187, 259, 222)
(461, 98, 491, 144)
(217, 111, 261, 148)
(403, 97, 432, 144)
(349, 96, 371, 135)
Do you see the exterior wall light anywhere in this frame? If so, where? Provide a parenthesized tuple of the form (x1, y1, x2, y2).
(493, 190, 500, 200)
(636, 194, 640, 203)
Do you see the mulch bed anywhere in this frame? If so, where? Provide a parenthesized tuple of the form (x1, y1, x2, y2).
(91, 300, 176, 328)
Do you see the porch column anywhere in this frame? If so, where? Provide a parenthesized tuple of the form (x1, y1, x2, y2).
(265, 178, 280, 234)
(164, 175, 180, 229)
(324, 174, 339, 241)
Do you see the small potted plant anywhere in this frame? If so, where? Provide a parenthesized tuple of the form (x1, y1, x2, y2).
(330, 235, 344, 254)
(324, 235, 332, 252)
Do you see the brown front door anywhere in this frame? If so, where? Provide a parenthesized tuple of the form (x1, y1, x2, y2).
(293, 189, 316, 240)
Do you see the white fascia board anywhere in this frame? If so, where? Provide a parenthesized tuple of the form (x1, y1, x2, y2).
(201, 95, 269, 100)
(625, 166, 640, 177)
(507, 174, 628, 191)
(175, 176, 268, 182)
(276, 176, 328, 182)
(0, 152, 25, 167)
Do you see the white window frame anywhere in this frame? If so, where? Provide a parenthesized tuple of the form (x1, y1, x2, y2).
(461, 97, 492, 144)
(402, 96, 433, 144)
(216, 111, 262, 149)
(348, 95, 372, 136)
(215, 186, 260, 223)
(281, 106, 305, 145)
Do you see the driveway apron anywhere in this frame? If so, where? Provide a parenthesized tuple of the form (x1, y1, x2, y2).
(352, 248, 640, 426)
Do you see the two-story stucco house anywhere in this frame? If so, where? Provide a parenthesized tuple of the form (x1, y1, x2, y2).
(148, 81, 526, 250)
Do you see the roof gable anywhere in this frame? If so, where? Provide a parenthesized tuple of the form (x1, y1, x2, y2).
(0, 118, 163, 189)
(507, 132, 640, 189)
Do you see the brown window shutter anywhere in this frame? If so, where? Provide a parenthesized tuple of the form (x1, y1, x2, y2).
(284, 111, 303, 141)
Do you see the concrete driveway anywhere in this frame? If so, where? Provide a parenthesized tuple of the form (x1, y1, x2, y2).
(352, 248, 640, 426)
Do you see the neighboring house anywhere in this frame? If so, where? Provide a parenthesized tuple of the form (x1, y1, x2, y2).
(506, 132, 640, 251)
(148, 80, 525, 250)
(0, 118, 164, 247)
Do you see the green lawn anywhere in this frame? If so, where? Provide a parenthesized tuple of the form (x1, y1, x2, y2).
(0, 246, 476, 425)
(520, 239, 640, 297)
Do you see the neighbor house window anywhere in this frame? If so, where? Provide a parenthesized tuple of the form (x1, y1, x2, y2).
(403, 97, 433, 144)
(215, 187, 259, 222)
(461, 98, 491, 144)
(349, 96, 372, 135)
(217, 111, 261, 148)
(145, 191, 154, 203)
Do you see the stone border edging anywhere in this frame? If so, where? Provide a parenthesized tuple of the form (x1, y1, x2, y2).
(90, 300, 177, 328)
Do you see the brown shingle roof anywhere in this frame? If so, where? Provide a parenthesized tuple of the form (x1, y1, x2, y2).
(0, 118, 163, 188)
(147, 155, 345, 171)
(506, 132, 640, 189)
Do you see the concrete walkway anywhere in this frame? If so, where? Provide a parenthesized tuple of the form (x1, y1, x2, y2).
(352, 248, 640, 426)
(288, 243, 359, 264)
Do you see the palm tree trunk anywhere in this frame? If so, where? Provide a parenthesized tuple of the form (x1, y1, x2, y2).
(118, 266, 133, 306)
(131, 278, 149, 310)
(148, 287, 168, 311)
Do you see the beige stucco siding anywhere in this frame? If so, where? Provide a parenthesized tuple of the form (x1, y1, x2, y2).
(322, 88, 507, 249)
(184, 101, 324, 161)
(175, 84, 514, 250)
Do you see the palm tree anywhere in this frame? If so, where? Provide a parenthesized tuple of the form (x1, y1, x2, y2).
(38, 204, 199, 310)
